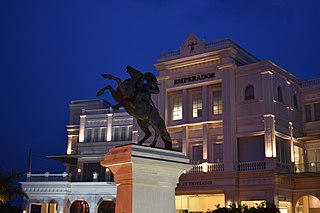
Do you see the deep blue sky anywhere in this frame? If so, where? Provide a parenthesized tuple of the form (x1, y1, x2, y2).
(0, 0, 319, 174)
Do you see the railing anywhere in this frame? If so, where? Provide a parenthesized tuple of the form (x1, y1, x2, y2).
(159, 38, 258, 61)
(187, 163, 224, 173)
(204, 38, 233, 49)
(238, 161, 266, 171)
(188, 164, 203, 173)
(26, 172, 71, 181)
(295, 162, 320, 173)
(26, 172, 113, 182)
(301, 78, 320, 87)
(160, 49, 180, 58)
(82, 107, 128, 115)
(208, 163, 224, 172)
(276, 162, 290, 170)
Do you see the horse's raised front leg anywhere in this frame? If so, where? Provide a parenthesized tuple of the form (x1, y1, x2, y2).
(137, 119, 151, 145)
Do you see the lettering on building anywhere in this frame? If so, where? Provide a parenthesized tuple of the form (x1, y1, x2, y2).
(174, 73, 216, 85)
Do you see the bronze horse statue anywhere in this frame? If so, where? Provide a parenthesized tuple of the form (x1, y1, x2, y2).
(97, 66, 172, 150)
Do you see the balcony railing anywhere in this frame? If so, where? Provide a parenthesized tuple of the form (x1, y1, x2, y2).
(187, 162, 224, 173)
(295, 162, 320, 173)
(26, 172, 113, 182)
(301, 78, 320, 87)
(238, 161, 266, 171)
(26, 172, 71, 181)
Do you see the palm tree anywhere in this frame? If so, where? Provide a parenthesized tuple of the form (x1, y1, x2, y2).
(0, 169, 28, 205)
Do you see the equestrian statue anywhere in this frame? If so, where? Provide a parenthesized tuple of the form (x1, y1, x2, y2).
(96, 66, 172, 150)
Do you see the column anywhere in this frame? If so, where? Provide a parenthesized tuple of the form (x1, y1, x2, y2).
(264, 114, 276, 158)
(182, 126, 189, 156)
(220, 65, 237, 171)
(286, 81, 292, 121)
(182, 89, 188, 123)
(89, 202, 97, 213)
(289, 122, 294, 163)
(101, 144, 191, 213)
(261, 71, 274, 114)
(67, 135, 73, 154)
(202, 123, 208, 162)
(79, 115, 86, 142)
(202, 85, 208, 120)
(107, 113, 113, 141)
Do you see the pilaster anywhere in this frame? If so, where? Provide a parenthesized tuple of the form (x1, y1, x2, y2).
(220, 65, 237, 171)
(182, 126, 189, 156)
(264, 114, 276, 158)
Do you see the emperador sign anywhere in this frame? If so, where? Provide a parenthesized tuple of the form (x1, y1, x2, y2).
(174, 72, 216, 85)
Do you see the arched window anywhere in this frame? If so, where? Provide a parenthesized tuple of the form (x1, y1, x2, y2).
(244, 85, 255, 100)
(293, 94, 298, 109)
(277, 86, 283, 102)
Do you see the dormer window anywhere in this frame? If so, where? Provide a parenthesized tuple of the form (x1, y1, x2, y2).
(244, 85, 255, 100)
(188, 42, 198, 52)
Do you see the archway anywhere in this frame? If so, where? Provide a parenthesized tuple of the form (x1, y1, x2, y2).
(98, 200, 115, 213)
(296, 195, 320, 213)
(70, 200, 89, 213)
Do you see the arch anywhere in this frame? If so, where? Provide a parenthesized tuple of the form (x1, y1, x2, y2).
(244, 84, 255, 100)
(277, 86, 283, 102)
(70, 200, 89, 213)
(295, 195, 320, 213)
(98, 200, 115, 213)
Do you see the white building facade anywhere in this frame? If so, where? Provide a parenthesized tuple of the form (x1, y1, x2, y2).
(21, 35, 320, 213)
(151, 34, 320, 213)
(22, 99, 133, 213)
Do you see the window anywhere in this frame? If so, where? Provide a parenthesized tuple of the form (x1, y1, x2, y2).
(244, 85, 254, 100)
(172, 96, 183, 120)
(192, 145, 203, 164)
(86, 129, 92, 142)
(277, 86, 283, 102)
(212, 91, 222, 115)
(293, 94, 298, 109)
(276, 138, 290, 164)
(112, 126, 132, 141)
(192, 94, 202, 118)
(305, 105, 312, 122)
(85, 128, 107, 142)
(315, 103, 320, 121)
(213, 143, 223, 163)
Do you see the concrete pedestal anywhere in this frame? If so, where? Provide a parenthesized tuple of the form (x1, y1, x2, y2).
(101, 144, 191, 213)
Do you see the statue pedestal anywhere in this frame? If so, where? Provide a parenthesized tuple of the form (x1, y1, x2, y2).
(101, 144, 191, 213)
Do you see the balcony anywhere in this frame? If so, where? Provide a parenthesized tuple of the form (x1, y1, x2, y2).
(295, 162, 320, 173)
(187, 162, 224, 173)
(301, 78, 320, 87)
(187, 161, 320, 174)
(26, 172, 113, 182)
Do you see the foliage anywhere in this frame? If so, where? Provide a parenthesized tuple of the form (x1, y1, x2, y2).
(0, 202, 21, 213)
(0, 169, 28, 205)
(206, 202, 280, 213)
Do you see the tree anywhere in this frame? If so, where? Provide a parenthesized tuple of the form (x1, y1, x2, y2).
(0, 169, 28, 205)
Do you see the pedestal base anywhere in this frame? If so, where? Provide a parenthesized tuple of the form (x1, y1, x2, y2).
(101, 144, 191, 213)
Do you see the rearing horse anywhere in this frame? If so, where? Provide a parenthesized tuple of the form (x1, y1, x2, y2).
(96, 66, 172, 150)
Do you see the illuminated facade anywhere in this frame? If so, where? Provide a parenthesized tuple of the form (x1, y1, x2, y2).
(22, 99, 133, 213)
(147, 34, 320, 213)
(21, 35, 320, 213)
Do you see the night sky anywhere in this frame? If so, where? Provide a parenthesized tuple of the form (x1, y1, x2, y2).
(0, 0, 319, 174)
